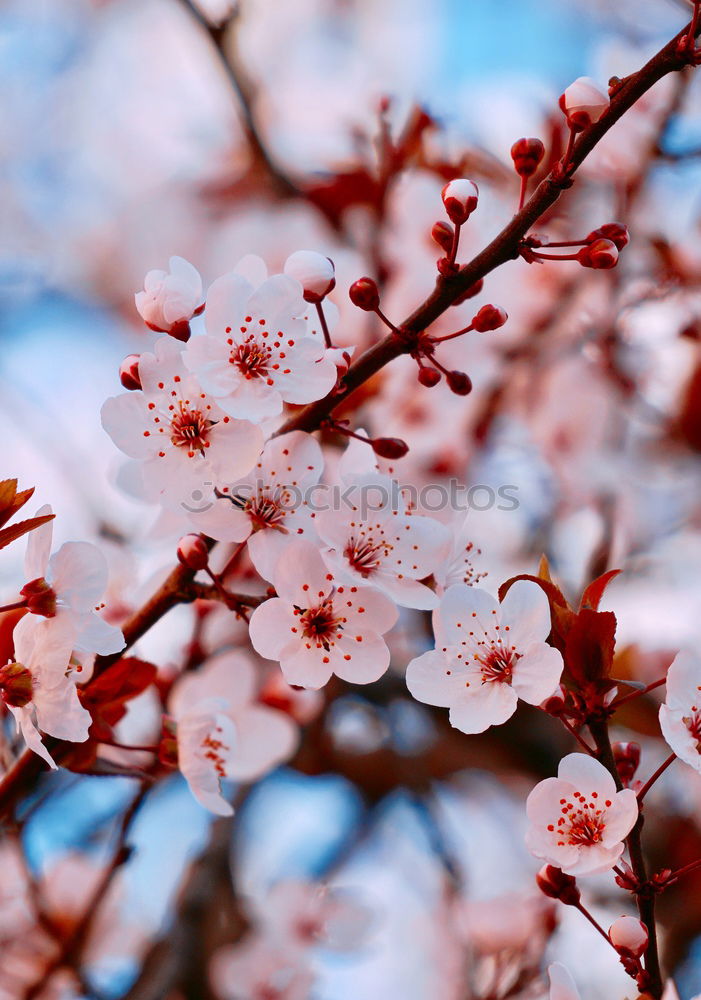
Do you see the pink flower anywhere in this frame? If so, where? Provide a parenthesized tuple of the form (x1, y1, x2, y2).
(526, 754, 638, 875)
(559, 77, 609, 131)
(316, 473, 451, 610)
(249, 540, 397, 689)
(659, 650, 701, 771)
(186, 431, 323, 582)
(7, 615, 91, 768)
(169, 650, 298, 781)
(135, 256, 203, 336)
(22, 508, 125, 656)
(433, 512, 487, 591)
(405, 582, 563, 733)
(608, 915, 648, 957)
(284, 250, 335, 301)
(183, 267, 337, 422)
(253, 880, 372, 951)
(548, 963, 581, 1000)
(101, 336, 263, 511)
(173, 701, 237, 815)
(211, 938, 314, 1000)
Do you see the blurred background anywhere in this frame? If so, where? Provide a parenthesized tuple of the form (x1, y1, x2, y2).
(2, 0, 701, 997)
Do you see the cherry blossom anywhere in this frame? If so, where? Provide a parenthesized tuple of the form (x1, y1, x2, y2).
(249, 540, 398, 689)
(169, 649, 298, 781)
(186, 430, 323, 582)
(559, 77, 609, 131)
(548, 963, 581, 1000)
(253, 880, 372, 951)
(316, 472, 451, 610)
(283, 250, 335, 302)
(6, 614, 91, 768)
(608, 915, 648, 956)
(210, 938, 314, 1000)
(172, 700, 238, 816)
(135, 256, 203, 338)
(22, 507, 125, 656)
(101, 336, 263, 510)
(659, 650, 701, 772)
(526, 754, 639, 875)
(405, 582, 563, 733)
(183, 263, 337, 422)
(433, 512, 487, 592)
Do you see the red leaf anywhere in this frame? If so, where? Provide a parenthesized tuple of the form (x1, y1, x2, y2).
(579, 569, 621, 611)
(0, 480, 36, 530)
(565, 609, 617, 687)
(81, 658, 157, 729)
(498, 573, 570, 609)
(0, 514, 54, 553)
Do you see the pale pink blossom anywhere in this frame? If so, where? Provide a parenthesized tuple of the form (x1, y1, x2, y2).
(608, 915, 648, 956)
(187, 431, 323, 582)
(433, 512, 487, 591)
(249, 541, 397, 689)
(526, 754, 638, 875)
(7, 615, 91, 768)
(457, 892, 552, 955)
(22, 508, 125, 656)
(169, 650, 298, 781)
(560, 76, 609, 130)
(210, 938, 314, 1000)
(183, 266, 337, 422)
(316, 473, 451, 610)
(548, 962, 581, 1000)
(405, 582, 563, 733)
(253, 880, 373, 951)
(659, 650, 701, 772)
(135, 256, 203, 334)
(284, 250, 335, 301)
(101, 336, 263, 510)
(173, 701, 237, 815)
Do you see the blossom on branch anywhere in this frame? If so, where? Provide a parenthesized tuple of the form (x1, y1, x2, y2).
(135, 256, 203, 341)
(659, 650, 701, 772)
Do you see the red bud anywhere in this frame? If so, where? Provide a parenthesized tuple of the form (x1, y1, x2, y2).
(0, 662, 34, 708)
(431, 221, 454, 253)
(20, 578, 56, 617)
(417, 366, 441, 388)
(441, 178, 479, 225)
(371, 437, 409, 460)
(177, 534, 209, 571)
(168, 320, 192, 343)
(349, 277, 380, 312)
(446, 370, 473, 395)
(536, 865, 581, 905)
(119, 354, 142, 391)
(472, 304, 508, 332)
(586, 222, 629, 250)
(510, 137, 545, 177)
(577, 238, 619, 269)
(613, 741, 641, 786)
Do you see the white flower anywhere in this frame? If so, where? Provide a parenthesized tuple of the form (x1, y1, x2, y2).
(183, 268, 337, 422)
(169, 650, 298, 781)
(101, 336, 263, 510)
(608, 915, 648, 956)
(249, 540, 397, 689)
(254, 880, 373, 951)
(548, 963, 581, 1000)
(316, 473, 451, 610)
(174, 700, 237, 816)
(187, 431, 323, 582)
(659, 650, 701, 771)
(7, 615, 92, 768)
(526, 754, 639, 876)
(405, 582, 563, 733)
(433, 511, 487, 591)
(284, 250, 335, 301)
(22, 508, 125, 656)
(135, 256, 203, 335)
(560, 77, 609, 130)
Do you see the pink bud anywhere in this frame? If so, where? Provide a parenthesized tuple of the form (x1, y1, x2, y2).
(284, 250, 336, 302)
(609, 916, 648, 957)
(431, 221, 454, 253)
(119, 354, 142, 391)
(417, 366, 441, 388)
(349, 277, 380, 312)
(446, 370, 473, 396)
(559, 77, 610, 132)
(177, 534, 209, 571)
(541, 684, 568, 715)
(472, 304, 508, 332)
(586, 222, 629, 250)
(613, 741, 641, 785)
(371, 437, 409, 460)
(536, 865, 581, 906)
(577, 238, 619, 270)
(510, 137, 545, 177)
(20, 578, 57, 617)
(441, 178, 479, 225)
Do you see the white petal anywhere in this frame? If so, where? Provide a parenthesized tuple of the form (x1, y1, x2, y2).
(204, 272, 254, 340)
(330, 632, 390, 685)
(435, 584, 498, 646)
(448, 683, 517, 734)
(227, 705, 298, 780)
(512, 644, 563, 705)
(500, 580, 552, 647)
(248, 599, 296, 661)
(406, 649, 461, 708)
(101, 394, 155, 460)
(25, 507, 53, 580)
(557, 753, 617, 799)
(49, 541, 108, 610)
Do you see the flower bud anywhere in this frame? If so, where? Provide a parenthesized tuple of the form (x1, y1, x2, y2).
(177, 534, 209, 571)
(441, 178, 479, 225)
(577, 238, 619, 270)
(472, 304, 508, 333)
(431, 221, 454, 253)
(371, 437, 409, 460)
(510, 137, 545, 177)
(559, 77, 610, 132)
(609, 916, 648, 957)
(284, 250, 336, 302)
(119, 354, 142, 391)
(0, 662, 33, 708)
(418, 366, 441, 388)
(349, 277, 380, 312)
(586, 223, 629, 250)
(613, 741, 641, 785)
(541, 684, 568, 716)
(158, 716, 179, 768)
(452, 278, 484, 305)
(446, 370, 473, 396)
(135, 257, 202, 334)
(20, 578, 56, 617)
(167, 320, 192, 343)
(536, 865, 581, 906)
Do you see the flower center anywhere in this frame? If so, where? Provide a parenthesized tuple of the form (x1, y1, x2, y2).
(549, 790, 611, 848)
(684, 707, 701, 747)
(476, 644, 520, 684)
(297, 598, 345, 650)
(230, 338, 272, 380)
(343, 535, 388, 577)
(245, 492, 288, 533)
(170, 404, 211, 453)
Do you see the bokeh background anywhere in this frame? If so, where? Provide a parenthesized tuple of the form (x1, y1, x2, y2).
(3, 0, 701, 997)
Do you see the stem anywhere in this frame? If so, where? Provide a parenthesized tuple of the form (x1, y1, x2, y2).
(447, 221, 462, 267)
(0, 599, 27, 614)
(540, 238, 589, 248)
(219, 539, 248, 583)
(575, 901, 613, 947)
(528, 249, 580, 262)
(562, 126, 577, 169)
(561, 717, 597, 755)
(315, 301, 333, 349)
(611, 676, 666, 709)
(431, 324, 474, 344)
(518, 174, 528, 212)
(375, 306, 399, 332)
(637, 754, 676, 804)
(589, 719, 663, 998)
(99, 739, 159, 753)
(667, 858, 701, 883)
